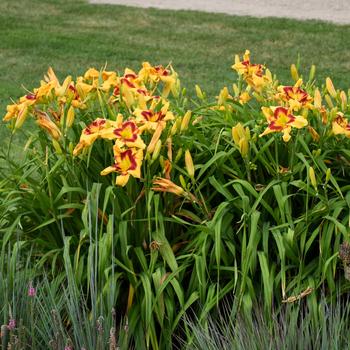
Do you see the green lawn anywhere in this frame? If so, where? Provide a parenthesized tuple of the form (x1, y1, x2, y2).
(1, 0, 350, 140)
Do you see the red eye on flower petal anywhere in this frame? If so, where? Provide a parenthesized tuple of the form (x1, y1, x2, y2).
(124, 73, 137, 80)
(26, 94, 36, 100)
(141, 111, 153, 120)
(155, 65, 170, 76)
(121, 78, 136, 89)
(283, 86, 309, 103)
(114, 121, 138, 142)
(268, 121, 283, 131)
(116, 149, 137, 172)
(274, 107, 289, 117)
(91, 119, 106, 127)
(137, 89, 147, 95)
(68, 85, 80, 99)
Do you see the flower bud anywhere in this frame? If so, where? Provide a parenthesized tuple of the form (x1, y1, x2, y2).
(309, 166, 317, 190)
(147, 124, 163, 154)
(56, 75, 72, 97)
(295, 78, 303, 88)
(265, 68, 273, 82)
(174, 148, 183, 164)
(37, 116, 62, 140)
(252, 92, 264, 102)
(290, 64, 299, 82)
(330, 107, 338, 119)
(192, 116, 203, 125)
(314, 88, 322, 109)
(66, 106, 75, 127)
(218, 87, 230, 105)
(185, 149, 195, 178)
(239, 138, 249, 157)
(151, 140, 162, 162)
(52, 139, 62, 154)
(309, 65, 316, 81)
(69, 142, 74, 155)
(232, 83, 240, 96)
(180, 110, 192, 132)
(326, 77, 337, 98)
(170, 120, 178, 135)
(166, 137, 172, 162)
(245, 126, 251, 141)
(320, 107, 328, 125)
(325, 94, 334, 108)
(179, 174, 187, 189)
(325, 168, 331, 183)
(232, 123, 249, 157)
(195, 85, 204, 100)
(340, 91, 347, 111)
(308, 126, 320, 141)
(14, 106, 29, 129)
(163, 159, 172, 179)
(232, 123, 243, 146)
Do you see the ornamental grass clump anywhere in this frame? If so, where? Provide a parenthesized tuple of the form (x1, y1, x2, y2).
(1, 51, 350, 348)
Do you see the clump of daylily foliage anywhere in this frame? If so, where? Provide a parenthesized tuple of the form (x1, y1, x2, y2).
(2, 52, 350, 349)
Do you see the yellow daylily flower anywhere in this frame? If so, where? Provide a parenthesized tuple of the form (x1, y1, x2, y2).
(3, 103, 26, 122)
(138, 62, 179, 97)
(73, 118, 108, 155)
(138, 62, 170, 84)
(259, 106, 308, 142)
(100, 114, 146, 149)
(84, 68, 100, 80)
(76, 80, 95, 99)
(276, 83, 313, 111)
(332, 113, 350, 137)
(101, 147, 143, 186)
(55, 75, 72, 97)
(35, 81, 56, 99)
(3, 95, 35, 127)
(239, 91, 251, 104)
(134, 98, 174, 131)
(232, 50, 271, 91)
(217, 87, 233, 105)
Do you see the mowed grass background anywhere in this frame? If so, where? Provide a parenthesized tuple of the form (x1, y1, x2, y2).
(1, 0, 350, 141)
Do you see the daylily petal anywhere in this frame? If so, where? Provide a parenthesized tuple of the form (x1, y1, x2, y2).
(290, 115, 308, 129)
(100, 165, 117, 176)
(116, 174, 130, 187)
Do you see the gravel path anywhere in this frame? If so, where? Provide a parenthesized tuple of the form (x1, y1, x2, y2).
(89, 0, 350, 24)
